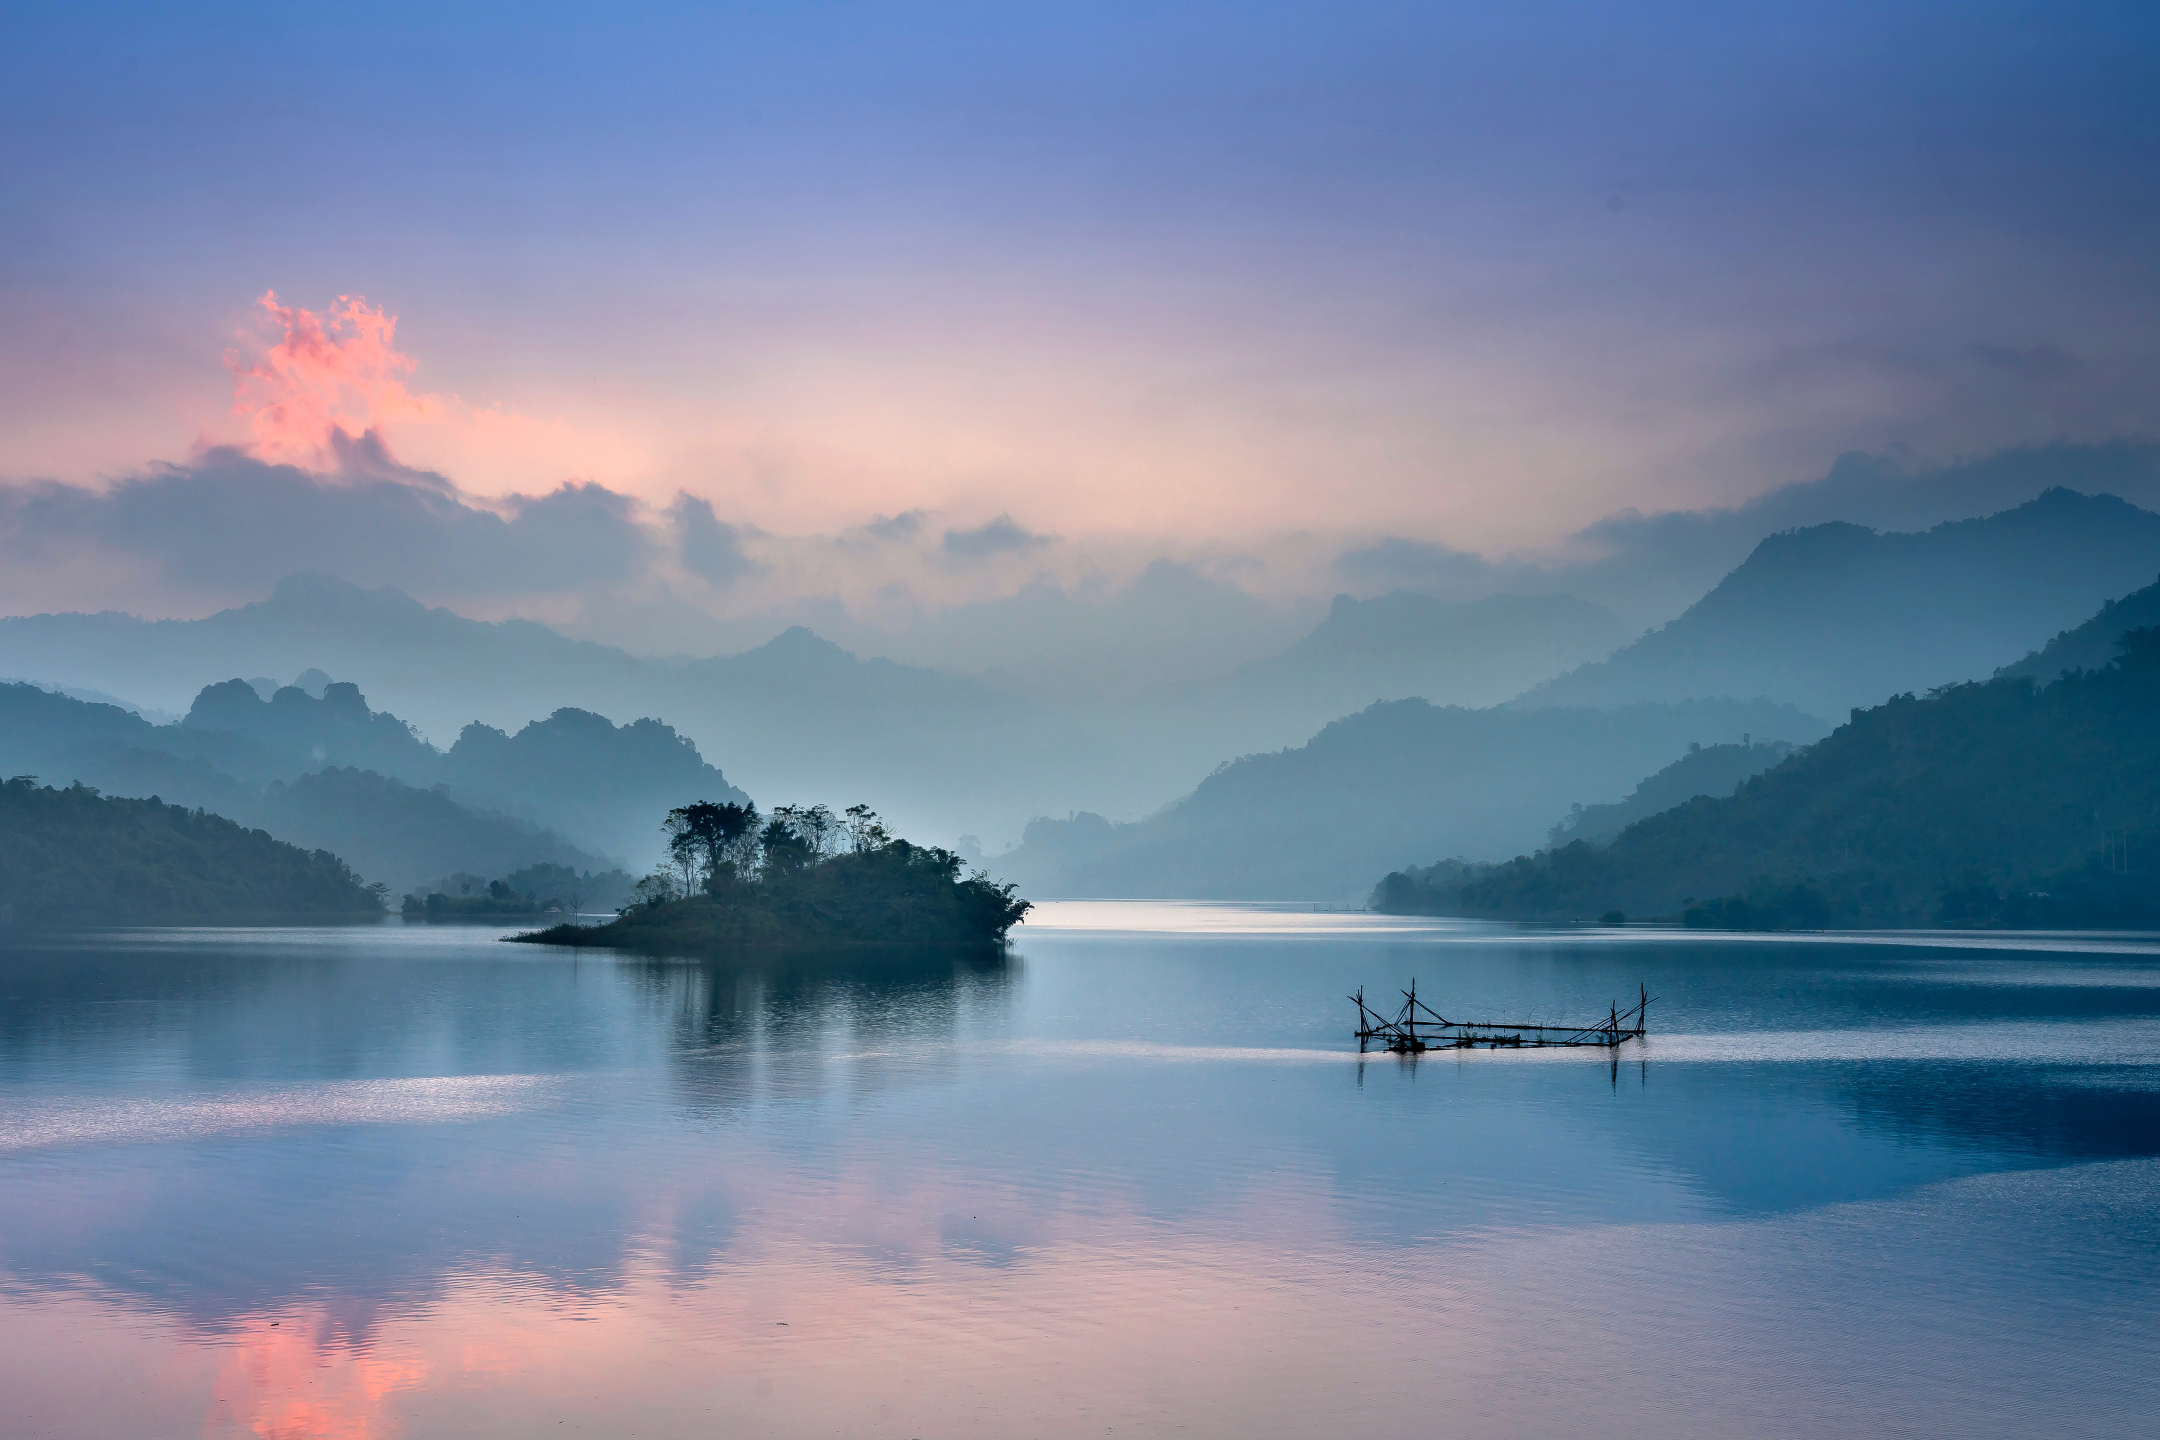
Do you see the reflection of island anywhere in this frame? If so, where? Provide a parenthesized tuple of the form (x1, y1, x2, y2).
(517, 802, 1030, 953)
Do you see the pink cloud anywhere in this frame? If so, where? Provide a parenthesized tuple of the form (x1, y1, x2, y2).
(227, 292, 445, 466)
(222, 291, 650, 497)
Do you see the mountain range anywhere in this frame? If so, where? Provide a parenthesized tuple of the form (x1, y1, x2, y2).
(0, 677, 745, 893)
(1389, 625, 2160, 927)
(5, 481, 2157, 889)
(1519, 489, 2160, 716)
(991, 695, 1824, 900)
(0, 574, 1639, 851)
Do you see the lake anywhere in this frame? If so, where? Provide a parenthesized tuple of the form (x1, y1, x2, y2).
(3, 902, 2157, 1438)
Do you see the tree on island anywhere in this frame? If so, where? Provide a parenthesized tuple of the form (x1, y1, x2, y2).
(520, 800, 1030, 951)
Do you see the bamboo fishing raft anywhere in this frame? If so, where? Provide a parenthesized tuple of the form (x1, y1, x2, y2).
(1351, 980, 1653, 1053)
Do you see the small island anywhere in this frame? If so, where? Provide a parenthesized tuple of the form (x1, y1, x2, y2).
(514, 802, 1030, 951)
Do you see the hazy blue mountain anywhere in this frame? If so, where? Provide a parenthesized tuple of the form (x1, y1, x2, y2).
(0, 575, 1075, 851)
(992, 696, 1825, 900)
(1202, 590, 1630, 730)
(1998, 574, 2160, 683)
(179, 674, 749, 863)
(185, 679, 438, 778)
(442, 708, 749, 863)
(1391, 628, 2160, 928)
(255, 768, 604, 898)
(1545, 739, 1795, 848)
(0, 682, 607, 895)
(1517, 489, 2160, 717)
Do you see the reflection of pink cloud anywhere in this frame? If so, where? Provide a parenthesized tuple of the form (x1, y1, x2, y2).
(204, 1315, 430, 1440)
(228, 292, 444, 467)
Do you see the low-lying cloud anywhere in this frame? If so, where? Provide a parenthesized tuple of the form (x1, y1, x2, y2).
(669, 493, 763, 589)
(943, 514, 1049, 562)
(0, 443, 652, 602)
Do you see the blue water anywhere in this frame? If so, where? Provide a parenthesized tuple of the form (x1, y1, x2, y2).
(2, 903, 2156, 1437)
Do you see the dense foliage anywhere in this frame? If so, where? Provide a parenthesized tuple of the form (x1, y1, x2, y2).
(0, 777, 385, 924)
(1375, 628, 2160, 928)
(518, 802, 1030, 951)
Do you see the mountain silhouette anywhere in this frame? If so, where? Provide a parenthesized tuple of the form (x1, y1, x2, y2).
(1998, 573, 2160, 684)
(1516, 489, 2160, 716)
(992, 695, 1824, 900)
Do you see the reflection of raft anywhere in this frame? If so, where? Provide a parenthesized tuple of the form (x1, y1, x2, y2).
(1351, 980, 1652, 1053)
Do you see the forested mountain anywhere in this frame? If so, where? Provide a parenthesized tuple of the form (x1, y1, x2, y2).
(992, 696, 1823, 900)
(1384, 629, 2160, 927)
(186, 678, 437, 776)
(0, 778, 383, 925)
(1517, 489, 2160, 717)
(179, 674, 748, 861)
(1998, 573, 2160, 683)
(0, 683, 608, 894)
(1545, 738, 1795, 848)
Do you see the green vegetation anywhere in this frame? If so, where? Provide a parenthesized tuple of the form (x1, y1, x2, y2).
(1374, 628, 2160, 929)
(516, 802, 1030, 951)
(0, 776, 385, 925)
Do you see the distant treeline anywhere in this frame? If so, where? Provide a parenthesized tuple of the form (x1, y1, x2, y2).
(403, 862, 638, 920)
(0, 777, 385, 925)
(1375, 628, 2160, 929)
(520, 802, 1030, 951)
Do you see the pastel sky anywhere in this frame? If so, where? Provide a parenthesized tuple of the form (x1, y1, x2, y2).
(3, 1, 2158, 647)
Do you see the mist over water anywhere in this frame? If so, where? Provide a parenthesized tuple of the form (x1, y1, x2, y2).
(2, 907, 2155, 1438)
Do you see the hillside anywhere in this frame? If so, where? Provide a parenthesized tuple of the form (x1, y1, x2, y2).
(1385, 629, 2160, 927)
(1518, 489, 2160, 717)
(992, 695, 1824, 900)
(1545, 738, 1795, 848)
(1998, 573, 2160, 683)
(441, 708, 750, 862)
(180, 675, 746, 861)
(0, 777, 384, 925)
(0, 683, 608, 894)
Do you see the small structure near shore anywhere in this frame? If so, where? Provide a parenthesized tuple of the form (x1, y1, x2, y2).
(1351, 980, 1652, 1053)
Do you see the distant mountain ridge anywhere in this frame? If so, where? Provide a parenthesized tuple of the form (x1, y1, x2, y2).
(1545, 739, 1795, 849)
(180, 676, 747, 862)
(0, 573, 1641, 852)
(0, 681, 669, 892)
(1517, 489, 2160, 717)
(1998, 573, 2160, 683)
(1211, 589, 1630, 722)
(992, 695, 1826, 900)
(1389, 627, 2160, 927)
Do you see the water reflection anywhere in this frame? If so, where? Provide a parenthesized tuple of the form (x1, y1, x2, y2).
(618, 945, 1015, 1114)
(0, 911, 2156, 1438)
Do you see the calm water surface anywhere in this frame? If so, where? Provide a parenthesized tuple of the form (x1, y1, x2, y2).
(2, 902, 2157, 1438)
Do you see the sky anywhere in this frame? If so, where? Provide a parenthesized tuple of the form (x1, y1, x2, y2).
(3, 1, 2159, 662)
